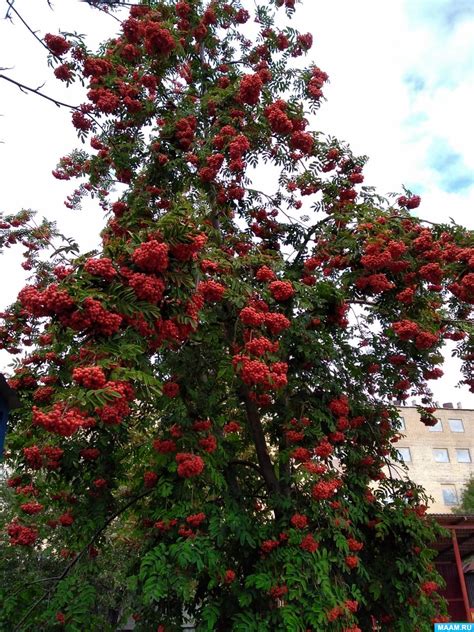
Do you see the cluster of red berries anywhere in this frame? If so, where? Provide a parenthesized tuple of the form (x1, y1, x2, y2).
(261, 539, 280, 554)
(132, 240, 169, 273)
(255, 266, 277, 282)
(300, 533, 319, 552)
(356, 273, 395, 294)
(345, 555, 359, 569)
(170, 233, 207, 261)
(33, 404, 94, 437)
(392, 320, 439, 350)
(7, 522, 38, 546)
(311, 478, 342, 500)
(44, 33, 71, 56)
(199, 435, 217, 453)
(290, 513, 309, 529)
(186, 512, 206, 528)
(143, 471, 159, 488)
(153, 439, 177, 454)
(233, 355, 288, 390)
(307, 66, 329, 100)
(72, 366, 106, 389)
(95, 380, 134, 425)
(420, 581, 439, 595)
(224, 569, 236, 584)
(84, 257, 117, 281)
(328, 396, 350, 417)
(128, 272, 165, 303)
(32, 386, 55, 403)
(268, 584, 288, 600)
(418, 262, 443, 284)
(398, 195, 421, 209)
(197, 280, 226, 302)
(199, 153, 225, 182)
(238, 73, 263, 106)
(269, 280, 295, 301)
(314, 441, 333, 459)
(174, 115, 197, 150)
(64, 297, 122, 336)
(18, 284, 74, 318)
(175, 453, 205, 478)
(223, 421, 241, 434)
(162, 381, 180, 398)
(20, 502, 44, 515)
(289, 130, 314, 155)
(265, 100, 293, 135)
(80, 447, 100, 460)
(244, 336, 279, 356)
(239, 305, 290, 334)
(144, 22, 176, 57)
(450, 272, 474, 304)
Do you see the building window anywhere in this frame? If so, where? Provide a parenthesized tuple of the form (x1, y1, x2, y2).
(398, 416, 406, 431)
(442, 486, 458, 506)
(433, 448, 449, 463)
(456, 449, 471, 463)
(397, 447, 411, 462)
(428, 419, 443, 432)
(448, 419, 464, 433)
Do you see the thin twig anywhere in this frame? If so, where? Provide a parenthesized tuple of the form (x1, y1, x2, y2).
(13, 487, 154, 632)
(0, 73, 79, 109)
(291, 216, 332, 266)
(247, 187, 307, 228)
(81, 0, 122, 22)
(4, 1, 52, 56)
(0, 72, 104, 131)
(228, 459, 264, 478)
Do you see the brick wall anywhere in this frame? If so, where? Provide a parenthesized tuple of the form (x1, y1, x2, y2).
(392, 406, 474, 513)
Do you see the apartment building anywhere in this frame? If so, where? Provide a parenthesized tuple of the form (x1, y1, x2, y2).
(393, 404, 474, 513)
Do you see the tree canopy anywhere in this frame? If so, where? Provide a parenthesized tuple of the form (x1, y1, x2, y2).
(0, 1, 473, 630)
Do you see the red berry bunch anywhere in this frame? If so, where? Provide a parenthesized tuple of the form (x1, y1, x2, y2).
(132, 240, 169, 273)
(175, 453, 205, 478)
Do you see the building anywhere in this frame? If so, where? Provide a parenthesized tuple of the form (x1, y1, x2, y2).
(394, 404, 474, 513)
(391, 405, 474, 622)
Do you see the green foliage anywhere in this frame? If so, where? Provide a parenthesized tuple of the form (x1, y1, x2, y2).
(454, 475, 474, 514)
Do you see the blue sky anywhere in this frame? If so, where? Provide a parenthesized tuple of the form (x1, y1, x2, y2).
(407, 0, 474, 30)
(428, 138, 474, 194)
(292, 0, 474, 230)
(0, 0, 472, 403)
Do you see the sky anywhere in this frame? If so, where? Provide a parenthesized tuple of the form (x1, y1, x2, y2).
(0, 0, 473, 406)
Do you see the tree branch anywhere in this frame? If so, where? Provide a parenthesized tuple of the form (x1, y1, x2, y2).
(239, 385, 280, 497)
(0, 72, 103, 131)
(228, 459, 264, 478)
(0, 72, 78, 109)
(4, 1, 52, 56)
(13, 487, 154, 632)
(291, 216, 332, 266)
(80, 0, 123, 22)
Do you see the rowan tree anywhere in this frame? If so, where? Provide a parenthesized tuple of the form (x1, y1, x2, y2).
(0, 0, 473, 630)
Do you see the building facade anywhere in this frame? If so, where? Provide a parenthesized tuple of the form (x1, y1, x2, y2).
(393, 405, 474, 513)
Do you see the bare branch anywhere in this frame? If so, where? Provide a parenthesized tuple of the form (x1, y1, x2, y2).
(228, 459, 264, 478)
(4, 1, 52, 56)
(291, 216, 332, 266)
(0, 72, 104, 131)
(0, 72, 78, 108)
